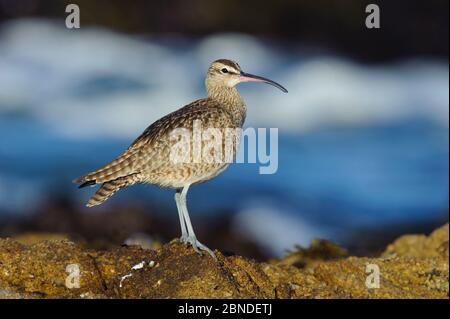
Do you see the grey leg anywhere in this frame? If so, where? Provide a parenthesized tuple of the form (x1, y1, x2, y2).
(175, 189, 188, 242)
(179, 184, 216, 259)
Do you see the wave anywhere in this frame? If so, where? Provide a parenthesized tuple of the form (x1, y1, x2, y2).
(0, 19, 448, 140)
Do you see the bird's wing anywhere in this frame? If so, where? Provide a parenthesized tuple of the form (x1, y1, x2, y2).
(74, 99, 234, 185)
(129, 100, 236, 175)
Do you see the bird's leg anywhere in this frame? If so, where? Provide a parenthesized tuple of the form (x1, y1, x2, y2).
(179, 185, 216, 259)
(175, 189, 188, 243)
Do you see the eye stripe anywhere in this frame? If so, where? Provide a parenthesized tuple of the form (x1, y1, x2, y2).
(215, 59, 240, 70)
(212, 64, 239, 75)
(218, 66, 238, 74)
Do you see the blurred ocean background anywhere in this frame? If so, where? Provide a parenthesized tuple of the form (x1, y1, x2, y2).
(0, 1, 448, 258)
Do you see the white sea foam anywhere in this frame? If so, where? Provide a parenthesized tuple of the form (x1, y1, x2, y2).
(0, 19, 447, 141)
(233, 201, 332, 257)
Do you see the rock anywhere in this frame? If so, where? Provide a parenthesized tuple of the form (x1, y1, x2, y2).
(0, 224, 448, 299)
(272, 239, 349, 268)
(383, 223, 449, 259)
(11, 232, 70, 246)
(0, 238, 107, 298)
(123, 232, 162, 250)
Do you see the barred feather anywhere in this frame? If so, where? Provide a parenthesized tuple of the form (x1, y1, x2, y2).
(86, 175, 140, 207)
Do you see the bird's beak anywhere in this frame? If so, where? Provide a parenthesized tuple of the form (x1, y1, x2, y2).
(239, 71, 288, 93)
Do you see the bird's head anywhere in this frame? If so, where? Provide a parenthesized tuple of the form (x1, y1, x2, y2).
(206, 59, 288, 93)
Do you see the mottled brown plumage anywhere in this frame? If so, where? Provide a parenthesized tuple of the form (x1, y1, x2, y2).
(75, 95, 243, 204)
(74, 59, 287, 257)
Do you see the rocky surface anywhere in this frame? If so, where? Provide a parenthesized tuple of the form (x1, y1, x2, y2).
(0, 224, 448, 299)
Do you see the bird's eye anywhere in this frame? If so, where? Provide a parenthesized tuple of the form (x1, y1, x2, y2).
(221, 68, 228, 73)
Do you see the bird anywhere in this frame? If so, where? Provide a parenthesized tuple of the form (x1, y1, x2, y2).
(74, 59, 287, 258)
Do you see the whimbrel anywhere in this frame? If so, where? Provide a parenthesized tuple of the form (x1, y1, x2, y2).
(74, 59, 287, 258)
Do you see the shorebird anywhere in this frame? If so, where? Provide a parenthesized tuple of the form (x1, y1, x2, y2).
(74, 59, 287, 258)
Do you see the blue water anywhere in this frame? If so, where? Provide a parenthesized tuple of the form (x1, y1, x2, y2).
(1, 116, 447, 228)
(0, 20, 448, 253)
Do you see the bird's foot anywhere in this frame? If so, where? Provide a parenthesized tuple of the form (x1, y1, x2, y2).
(185, 236, 216, 260)
(179, 235, 189, 244)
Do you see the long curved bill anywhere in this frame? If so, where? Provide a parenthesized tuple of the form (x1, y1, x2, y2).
(240, 71, 288, 93)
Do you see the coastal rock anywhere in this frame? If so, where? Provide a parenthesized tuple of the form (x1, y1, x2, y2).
(0, 224, 448, 298)
(383, 223, 449, 259)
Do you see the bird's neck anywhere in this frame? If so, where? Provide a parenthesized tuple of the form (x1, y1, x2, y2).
(207, 86, 247, 127)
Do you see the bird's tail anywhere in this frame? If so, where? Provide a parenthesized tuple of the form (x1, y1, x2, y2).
(86, 176, 134, 207)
